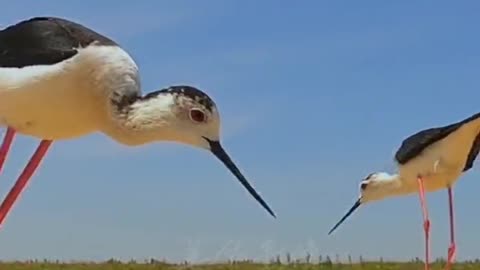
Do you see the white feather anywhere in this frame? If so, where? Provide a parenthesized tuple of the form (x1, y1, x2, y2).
(0, 45, 140, 140)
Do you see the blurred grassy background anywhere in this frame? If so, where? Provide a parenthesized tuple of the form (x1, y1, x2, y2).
(0, 256, 475, 270)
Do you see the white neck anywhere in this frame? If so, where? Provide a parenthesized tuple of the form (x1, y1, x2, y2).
(102, 93, 180, 146)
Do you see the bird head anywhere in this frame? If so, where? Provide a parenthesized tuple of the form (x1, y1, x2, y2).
(162, 86, 221, 149)
(358, 172, 399, 202)
(327, 172, 398, 235)
(127, 85, 276, 218)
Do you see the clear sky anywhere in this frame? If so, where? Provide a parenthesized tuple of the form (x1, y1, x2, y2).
(1, 0, 480, 264)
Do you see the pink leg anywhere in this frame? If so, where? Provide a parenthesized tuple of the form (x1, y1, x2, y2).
(444, 187, 456, 270)
(0, 128, 16, 174)
(417, 175, 430, 270)
(0, 140, 52, 228)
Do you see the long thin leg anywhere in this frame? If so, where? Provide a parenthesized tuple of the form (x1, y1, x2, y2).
(0, 140, 52, 227)
(417, 175, 430, 270)
(0, 128, 16, 174)
(444, 187, 456, 270)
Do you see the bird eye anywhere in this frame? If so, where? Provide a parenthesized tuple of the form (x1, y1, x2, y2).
(360, 182, 368, 190)
(189, 109, 206, 123)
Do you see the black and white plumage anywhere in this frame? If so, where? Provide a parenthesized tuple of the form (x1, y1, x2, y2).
(328, 112, 480, 270)
(395, 112, 480, 172)
(0, 17, 138, 141)
(329, 111, 480, 234)
(0, 17, 117, 68)
(0, 17, 276, 226)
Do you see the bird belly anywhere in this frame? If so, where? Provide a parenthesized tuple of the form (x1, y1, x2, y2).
(400, 170, 460, 194)
(0, 51, 103, 139)
(0, 77, 100, 140)
(0, 45, 140, 141)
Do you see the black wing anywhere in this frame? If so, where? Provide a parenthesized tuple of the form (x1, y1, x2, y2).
(464, 132, 480, 172)
(0, 17, 116, 68)
(394, 112, 480, 170)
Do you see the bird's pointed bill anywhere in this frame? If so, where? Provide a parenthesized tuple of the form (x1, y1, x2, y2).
(328, 198, 362, 235)
(206, 139, 276, 218)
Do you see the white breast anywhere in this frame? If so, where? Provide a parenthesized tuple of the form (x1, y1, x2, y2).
(0, 45, 140, 140)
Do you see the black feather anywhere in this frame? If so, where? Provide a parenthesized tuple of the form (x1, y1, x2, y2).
(394, 112, 480, 172)
(0, 17, 116, 68)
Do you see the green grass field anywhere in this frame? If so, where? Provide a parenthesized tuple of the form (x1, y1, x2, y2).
(1, 259, 478, 270)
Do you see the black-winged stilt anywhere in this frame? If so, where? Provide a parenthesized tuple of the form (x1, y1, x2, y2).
(0, 16, 276, 228)
(327, 112, 480, 270)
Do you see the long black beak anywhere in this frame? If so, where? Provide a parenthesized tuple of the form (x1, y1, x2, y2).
(328, 198, 362, 235)
(206, 138, 276, 218)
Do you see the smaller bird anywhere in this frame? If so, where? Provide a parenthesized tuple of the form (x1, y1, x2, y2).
(328, 111, 480, 270)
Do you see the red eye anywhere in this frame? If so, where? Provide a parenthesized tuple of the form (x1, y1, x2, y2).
(189, 109, 206, 123)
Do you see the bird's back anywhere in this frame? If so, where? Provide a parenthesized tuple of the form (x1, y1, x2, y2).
(0, 17, 116, 68)
(395, 112, 480, 172)
(0, 17, 141, 140)
(397, 114, 480, 192)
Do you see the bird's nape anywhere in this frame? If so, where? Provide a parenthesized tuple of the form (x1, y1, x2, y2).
(328, 197, 362, 235)
(204, 138, 276, 218)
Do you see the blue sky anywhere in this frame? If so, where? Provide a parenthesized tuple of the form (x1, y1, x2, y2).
(1, 0, 480, 263)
